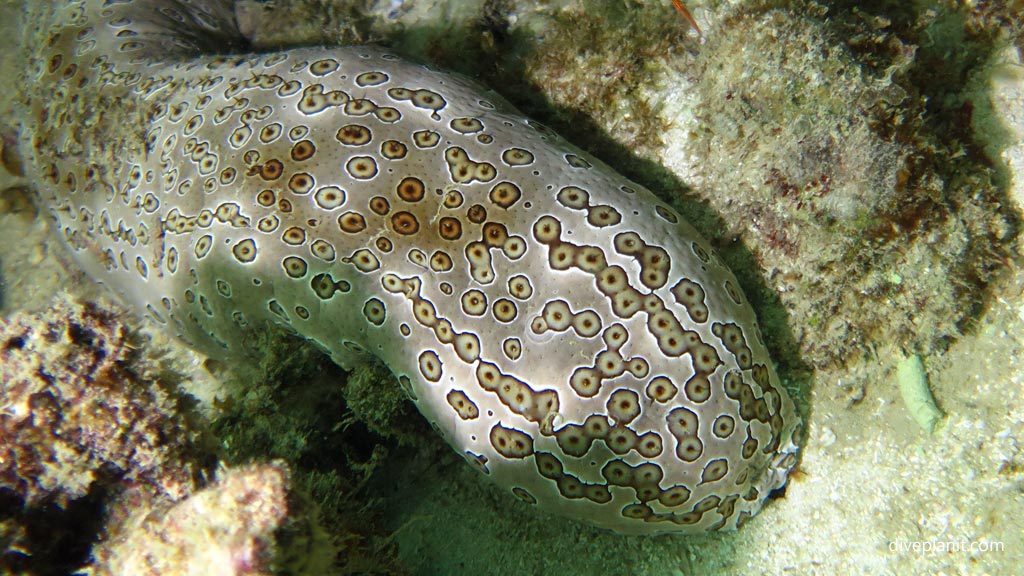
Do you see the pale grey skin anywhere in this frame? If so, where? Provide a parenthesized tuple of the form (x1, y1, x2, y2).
(22, 0, 801, 533)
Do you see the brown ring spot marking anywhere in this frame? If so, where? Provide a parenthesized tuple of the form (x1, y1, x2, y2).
(675, 436, 704, 463)
(288, 172, 314, 195)
(362, 298, 387, 326)
(492, 298, 518, 323)
(282, 256, 308, 279)
(501, 147, 535, 166)
(338, 211, 367, 233)
(135, 257, 148, 279)
(532, 215, 562, 244)
(606, 389, 641, 425)
(637, 432, 664, 458)
(407, 248, 427, 268)
(671, 278, 709, 324)
(166, 247, 178, 273)
(461, 289, 487, 316)
(314, 186, 346, 210)
(489, 181, 522, 209)
(219, 167, 237, 185)
(310, 272, 350, 300)
(540, 300, 572, 332)
(482, 222, 509, 247)
(309, 58, 339, 76)
(489, 423, 534, 459)
(282, 226, 306, 246)
(554, 424, 594, 457)
(396, 177, 425, 202)
(336, 124, 372, 146)
(291, 139, 316, 161)
(467, 204, 487, 224)
(346, 156, 378, 180)
(712, 322, 753, 369)
(444, 147, 495, 184)
(655, 205, 679, 224)
(742, 436, 759, 459)
(310, 239, 336, 262)
(418, 350, 443, 382)
(465, 451, 489, 475)
(142, 193, 160, 213)
(214, 280, 231, 298)
(557, 186, 590, 209)
(507, 274, 533, 300)
(569, 367, 600, 398)
(451, 117, 483, 134)
(257, 215, 280, 233)
(684, 374, 711, 403)
(692, 242, 710, 263)
(232, 238, 257, 263)
(413, 130, 440, 148)
(229, 127, 250, 148)
(556, 475, 588, 500)
(346, 248, 380, 273)
(511, 487, 536, 505)
(258, 159, 283, 180)
(606, 424, 638, 450)
(369, 196, 390, 216)
(356, 71, 389, 86)
(391, 211, 420, 235)
(574, 246, 607, 274)
(627, 358, 650, 378)
(429, 250, 453, 272)
(565, 153, 592, 169)
(659, 485, 692, 508)
(259, 122, 283, 144)
(691, 343, 721, 374)
(439, 217, 462, 240)
(381, 139, 408, 159)
(700, 458, 729, 484)
(344, 98, 374, 116)
(502, 337, 522, 361)
(587, 205, 622, 228)
(242, 150, 260, 165)
(443, 190, 464, 209)
(184, 115, 203, 135)
(453, 333, 480, 363)
(537, 452, 565, 480)
(411, 89, 447, 118)
(447, 390, 479, 419)
(570, 310, 602, 338)
(713, 415, 735, 439)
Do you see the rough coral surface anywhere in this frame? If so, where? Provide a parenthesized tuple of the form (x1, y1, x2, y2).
(88, 462, 291, 576)
(684, 4, 1016, 368)
(0, 296, 202, 507)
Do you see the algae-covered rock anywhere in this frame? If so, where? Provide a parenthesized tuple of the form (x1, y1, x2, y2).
(88, 462, 294, 576)
(0, 295, 208, 507)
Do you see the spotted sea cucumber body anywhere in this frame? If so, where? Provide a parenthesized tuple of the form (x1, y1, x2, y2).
(24, 0, 800, 533)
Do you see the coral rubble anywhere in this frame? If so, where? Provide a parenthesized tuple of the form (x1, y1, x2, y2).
(0, 296, 207, 507)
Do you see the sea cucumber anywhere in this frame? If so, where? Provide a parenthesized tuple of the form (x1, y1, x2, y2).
(897, 354, 943, 433)
(20, 0, 800, 533)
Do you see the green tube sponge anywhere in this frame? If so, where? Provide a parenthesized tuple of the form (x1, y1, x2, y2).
(897, 355, 944, 433)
